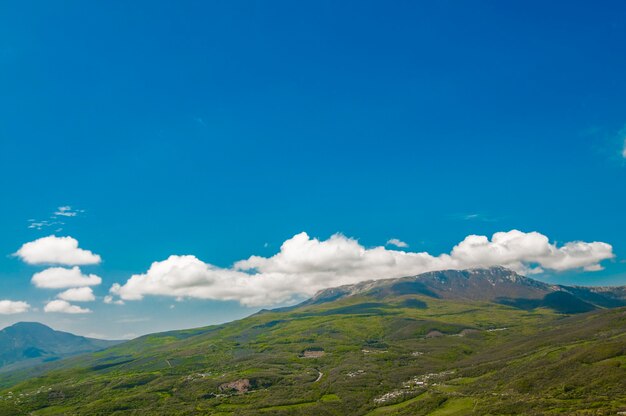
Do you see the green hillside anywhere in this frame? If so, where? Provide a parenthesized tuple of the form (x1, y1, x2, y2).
(0, 268, 625, 415)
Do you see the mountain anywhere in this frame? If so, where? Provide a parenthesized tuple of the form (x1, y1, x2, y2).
(305, 266, 626, 313)
(0, 322, 121, 372)
(0, 267, 625, 415)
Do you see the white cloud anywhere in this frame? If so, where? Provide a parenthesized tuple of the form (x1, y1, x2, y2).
(32, 267, 102, 289)
(44, 300, 91, 314)
(109, 230, 615, 308)
(27, 219, 63, 230)
(109, 255, 257, 302)
(386, 238, 408, 248)
(15, 235, 101, 265)
(57, 287, 95, 302)
(450, 213, 498, 222)
(0, 300, 30, 314)
(54, 206, 83, 217)
(622, 138, 626, 158)
(27, 206, 82, 231)
(103, 295, 124, 305)
(449, 231, 614, 272)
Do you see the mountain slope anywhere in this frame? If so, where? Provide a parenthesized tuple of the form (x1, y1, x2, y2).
(0, 268, 624, 415)
(0, 322, 120, 372)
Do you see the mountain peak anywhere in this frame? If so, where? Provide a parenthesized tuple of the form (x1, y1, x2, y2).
(310, 266, 529, 299)
(3, 322, 53, 331)
(1, 322, 57, 338)
(467, 265, 518, 275)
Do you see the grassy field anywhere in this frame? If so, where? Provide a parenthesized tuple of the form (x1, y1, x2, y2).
(0, 287, 624, 415)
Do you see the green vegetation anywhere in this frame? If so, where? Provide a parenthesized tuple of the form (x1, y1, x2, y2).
(0, 269, 625, 415)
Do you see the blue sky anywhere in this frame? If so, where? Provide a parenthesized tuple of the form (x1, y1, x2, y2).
(1, 1, 625, 339)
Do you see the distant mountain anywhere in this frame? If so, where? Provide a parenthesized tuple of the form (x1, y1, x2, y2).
(0, 322, 121, 372)
(305, 266, 626, 314)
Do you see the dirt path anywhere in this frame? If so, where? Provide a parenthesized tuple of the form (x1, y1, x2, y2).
(314, 370, 323, 383)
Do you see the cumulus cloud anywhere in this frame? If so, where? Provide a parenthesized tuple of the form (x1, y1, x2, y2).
(386, 238, 408, 248)
(449, 231, 614, 273)
(108, 230, 615, 307)
(109, 255, 260, 303)
(15, 235, 101, 265)
(44, 300, 91, 314)
(32, 267, 102, 289)
(622, 138, 626, 158)
(57, 287, 95, 302)
(0, 300, 30, 314)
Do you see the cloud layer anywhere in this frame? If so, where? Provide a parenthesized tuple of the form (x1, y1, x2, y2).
(32, 267, 102, 289)
(0, 300, 30, 314)
(109, 230, 615, 307)
(15, 236, 101, 265)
